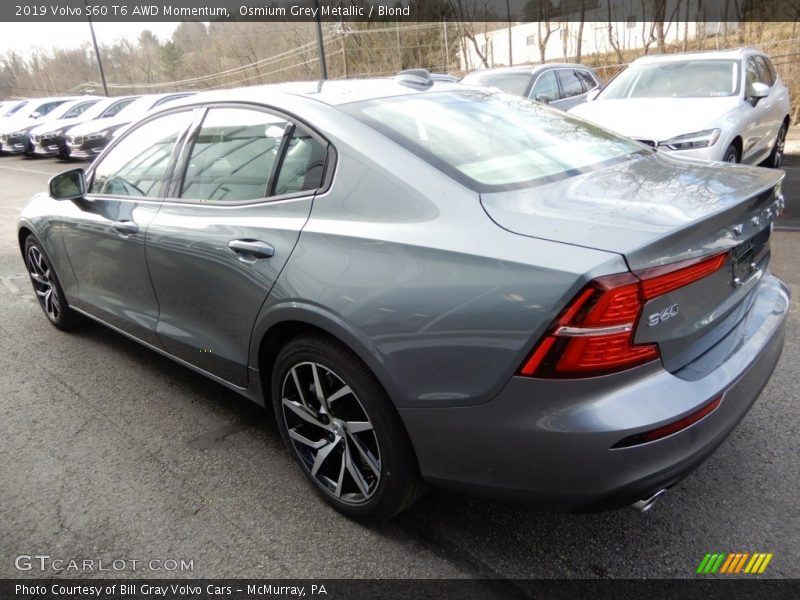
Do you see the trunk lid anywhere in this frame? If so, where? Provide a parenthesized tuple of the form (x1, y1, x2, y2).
(481, 152, 784, 372)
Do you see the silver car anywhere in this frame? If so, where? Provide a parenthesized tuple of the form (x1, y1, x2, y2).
(461, 63, 602, 110)
(18, 75, 789, 519)
(570, 48, 791, 166)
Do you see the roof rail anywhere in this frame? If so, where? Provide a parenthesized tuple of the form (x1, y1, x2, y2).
(395, 69, 433, 87)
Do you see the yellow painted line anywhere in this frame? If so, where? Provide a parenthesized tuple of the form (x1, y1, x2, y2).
(744, 554, 760, 573)
(757, 553, 773, 574)
(750, 554, 767, 574)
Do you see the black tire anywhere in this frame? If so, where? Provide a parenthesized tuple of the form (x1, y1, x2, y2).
(23, 235, 80, 331)
(723, 144, 740, 163)
(272, 334, 423, 520)
(768, 123, 787, 168)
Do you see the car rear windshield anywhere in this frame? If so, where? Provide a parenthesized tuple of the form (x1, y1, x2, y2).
(461, 71, 532, 96)
(600, 59, 740, 99)
(342, 90, 645, 192)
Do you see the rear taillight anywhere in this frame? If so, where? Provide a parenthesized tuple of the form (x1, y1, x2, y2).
(520, 252, 728, 378)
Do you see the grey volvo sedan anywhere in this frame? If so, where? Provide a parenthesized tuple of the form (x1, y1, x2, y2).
(18, 74, 788, 519)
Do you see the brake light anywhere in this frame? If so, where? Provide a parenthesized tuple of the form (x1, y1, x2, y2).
(520, 252, 728, 378)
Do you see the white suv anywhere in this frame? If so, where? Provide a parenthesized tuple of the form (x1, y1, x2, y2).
(569, 48, 790, 167)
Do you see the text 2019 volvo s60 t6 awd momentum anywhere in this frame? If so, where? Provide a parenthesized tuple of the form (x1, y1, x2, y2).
(18, 74, 789, 519)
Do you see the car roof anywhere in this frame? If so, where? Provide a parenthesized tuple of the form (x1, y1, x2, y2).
(464, 63, 594, 76)
(631, 47, 764, 65)
(160, 79, 473, 109)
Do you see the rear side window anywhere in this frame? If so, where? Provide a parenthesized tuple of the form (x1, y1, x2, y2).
(179, 107, 327, 203)
(180, 107, 289, 203)
(576, 70, 598, 92)
(90, 111, 194, 197)
(343, 91, 643, 192)
(555, 70, 584, 98)
(273, 126, 328, 196)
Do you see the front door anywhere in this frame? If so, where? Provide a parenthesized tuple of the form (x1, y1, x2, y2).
(60, 109, 196, 345)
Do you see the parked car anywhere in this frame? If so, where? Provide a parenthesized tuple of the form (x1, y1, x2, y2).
(569, 48, 791, 166)
(19, 75, 788, 519)
(461, 63, 602, 110)
(64, 92, 195, 159)
(29, 96, 139, 158)
(0, 100, 27, 118)
(0, 97, 78, 152)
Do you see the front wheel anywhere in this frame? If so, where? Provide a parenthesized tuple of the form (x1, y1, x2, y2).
(768, 124, 787, 168)
(272, 334, 423, 519)
(24, 236, 79, 331)
(722, 144, 740, 163)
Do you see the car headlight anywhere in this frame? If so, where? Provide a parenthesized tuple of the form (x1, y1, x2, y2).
(8, 130, 27, 138)
(660, 129, 721, 151)
(85, 131, 108, 140)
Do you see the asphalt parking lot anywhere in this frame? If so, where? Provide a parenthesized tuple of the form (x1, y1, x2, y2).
(0, 150, 798, 581)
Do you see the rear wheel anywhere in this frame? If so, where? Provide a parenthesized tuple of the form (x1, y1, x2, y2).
(768, 123, 787, 168)
(723, 144, 740, 163)
(272, 334, 422, 519)
(24, 236, 79, 331)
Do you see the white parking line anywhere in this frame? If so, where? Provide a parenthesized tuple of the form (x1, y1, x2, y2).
(0, 163, 57, 176)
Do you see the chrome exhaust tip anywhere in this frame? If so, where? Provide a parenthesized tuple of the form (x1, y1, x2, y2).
(631, 488, 667, 513)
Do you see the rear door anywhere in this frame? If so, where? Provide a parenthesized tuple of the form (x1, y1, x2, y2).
(60, 108, 197, 345)
(145, 103, 331, 387)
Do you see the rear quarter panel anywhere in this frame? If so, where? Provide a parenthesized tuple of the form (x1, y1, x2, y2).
(249, 101, 628, 408)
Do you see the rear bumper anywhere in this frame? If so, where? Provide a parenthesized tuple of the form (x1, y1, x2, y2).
(400, 272, 789, 511)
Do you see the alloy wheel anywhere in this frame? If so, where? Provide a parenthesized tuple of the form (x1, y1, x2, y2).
(26, 245, 60, 321)
(281, 361, 381, 504)
(773, 127, 786, 168)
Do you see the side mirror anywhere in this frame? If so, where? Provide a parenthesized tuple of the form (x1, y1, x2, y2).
(535, 94, 552, 104)
(30, 111, 41, 119)
(49, 168, 86, 200)
(748, 82, 769, 104)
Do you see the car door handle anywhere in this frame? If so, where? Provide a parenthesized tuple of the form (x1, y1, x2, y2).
(112, 221, 139, 235)
(228, 239, 275, 259)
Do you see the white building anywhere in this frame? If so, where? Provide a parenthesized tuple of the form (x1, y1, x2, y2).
(459, 0, 739, 71)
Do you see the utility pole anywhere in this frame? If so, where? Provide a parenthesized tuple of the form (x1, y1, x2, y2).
(313, 0, 328, 79)
(85, 0, 109, 96)
(506, 0, 513, 66)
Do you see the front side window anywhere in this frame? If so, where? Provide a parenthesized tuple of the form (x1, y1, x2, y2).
(90, 111, 194, 197)
(600, 60, 740, 99)
(102, 98, 136, 118)
(31, 101, 64, 117)
(179, 108, 289, 203)
(753, 56, 775, 86)
(343, 91, 644, 192)
(64, 101, 99, 119)
(745, 58, 760, 95)
(556, 70, 585, 98)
